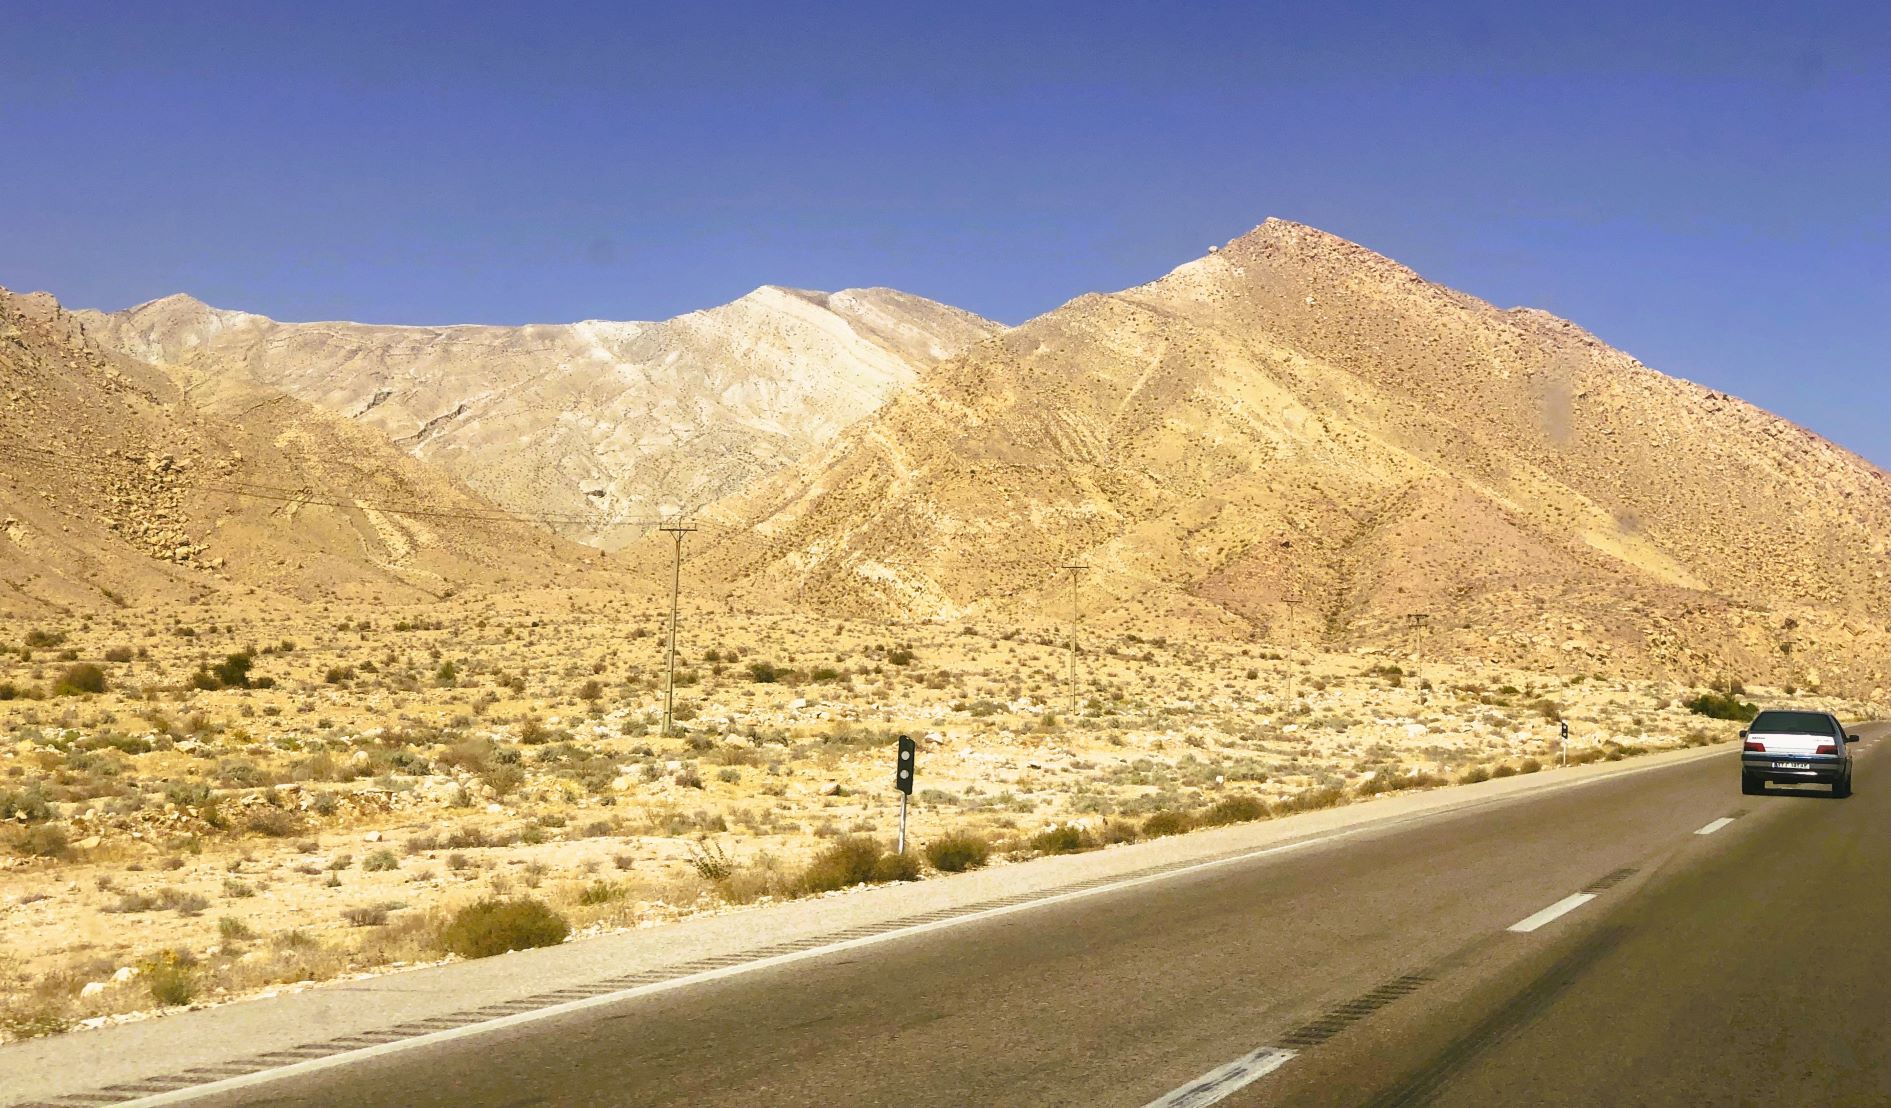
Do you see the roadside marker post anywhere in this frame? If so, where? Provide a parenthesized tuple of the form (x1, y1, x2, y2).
(895, 735, 916, 853)
(1560, 720, 1570, 767)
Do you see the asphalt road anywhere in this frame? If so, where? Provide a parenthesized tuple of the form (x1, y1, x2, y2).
(200, 724, 1890, 1108)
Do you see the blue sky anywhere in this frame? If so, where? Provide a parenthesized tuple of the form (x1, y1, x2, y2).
(2, 1, 1886, 465)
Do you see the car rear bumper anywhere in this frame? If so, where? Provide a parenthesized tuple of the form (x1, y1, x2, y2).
(1742, 756, 1847, 784)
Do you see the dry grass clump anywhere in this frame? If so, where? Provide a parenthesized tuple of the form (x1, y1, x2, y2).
(0, 1002, 71, 1040)
(575, 881, 624, 906)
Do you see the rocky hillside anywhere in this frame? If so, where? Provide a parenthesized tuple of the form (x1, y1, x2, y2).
(693, 220, 1891, 694)
(78, 287, 997, 549)
(0, 288, 595, 615)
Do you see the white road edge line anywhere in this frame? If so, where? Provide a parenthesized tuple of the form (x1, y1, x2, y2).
(121, 828, 1374, 1106)
(1695, 817, 1736, 836)
(1144, 1046, 1298, 1108)
(1507, 892, 1598, 934)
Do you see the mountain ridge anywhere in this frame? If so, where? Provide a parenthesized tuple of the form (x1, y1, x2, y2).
(76, 286, 1000, 548)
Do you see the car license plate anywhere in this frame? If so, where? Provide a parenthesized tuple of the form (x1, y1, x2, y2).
(1773, 761, 1803, 770)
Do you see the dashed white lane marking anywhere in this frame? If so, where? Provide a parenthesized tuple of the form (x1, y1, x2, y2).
(1507, 892, 1598, 933)
(1695, 817, 1736, 836)
(123, 827, 1374, 1106)
(1145, 1046, 1298, 1108)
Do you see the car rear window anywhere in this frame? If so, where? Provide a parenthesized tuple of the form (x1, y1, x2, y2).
(1750, 711, 1836, 736)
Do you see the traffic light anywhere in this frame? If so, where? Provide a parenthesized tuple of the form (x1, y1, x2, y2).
(895, 735, 916, 795)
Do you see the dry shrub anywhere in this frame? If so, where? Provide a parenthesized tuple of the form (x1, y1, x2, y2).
(686, 839, 734, 882)
(342, 905, 391, 927)
(872, 850, 921, 883)
(924, 832, 991, 873)
(435, 898, 569, 959)
(1198, 795, 1268, 826)
(54, 663, 106, 696)
(245, 808, 303, 838)
(1276, 785, 1345, 814)
(140, 950, 197, 1006)
(575, 881, 623, 906)
(796, 836, 888, 894)
(1141, 810, 1194, 838)
(1028, 823, 1093, 855)
(7, 823, 69, 858)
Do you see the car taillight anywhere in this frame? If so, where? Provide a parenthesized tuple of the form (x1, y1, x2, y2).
(1744, 740, 1765, 752)
(1816, 744, 1837, 755)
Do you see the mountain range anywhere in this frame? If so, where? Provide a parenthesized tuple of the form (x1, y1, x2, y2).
(8, 219, 1886, 692)
(686, 220, 1891, 690)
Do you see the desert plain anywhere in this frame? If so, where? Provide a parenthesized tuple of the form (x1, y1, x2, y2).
(1, 592, 1864, 1041)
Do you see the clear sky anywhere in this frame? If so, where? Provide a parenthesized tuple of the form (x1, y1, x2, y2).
(2, 1, 1886, 466)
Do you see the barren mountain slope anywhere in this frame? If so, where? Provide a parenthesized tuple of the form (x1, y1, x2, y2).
(692, 220, 1891, 691)
(0, 288, 595, 615)
(77, 287, 998, 549)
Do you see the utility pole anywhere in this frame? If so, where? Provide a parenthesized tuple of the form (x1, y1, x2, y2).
(661, 523, 697, 737)
(1284, 593, 1301, 703)
(1059, 564, 1086, 713)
